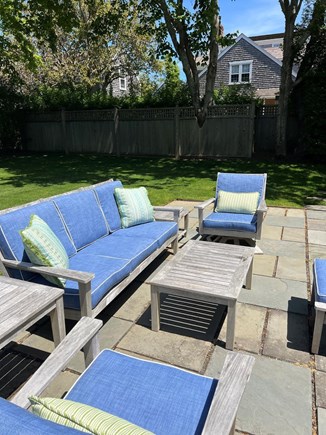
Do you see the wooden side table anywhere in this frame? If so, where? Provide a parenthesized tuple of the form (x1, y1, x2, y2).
(0, 276, 66, 349)
(154, 207, 189, 238)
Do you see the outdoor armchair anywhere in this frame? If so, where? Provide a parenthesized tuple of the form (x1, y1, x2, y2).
(2, 317, 255, 435)
(196, 172, 267, 246)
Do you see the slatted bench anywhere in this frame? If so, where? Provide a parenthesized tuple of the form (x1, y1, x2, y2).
(311, 259, 326, 354)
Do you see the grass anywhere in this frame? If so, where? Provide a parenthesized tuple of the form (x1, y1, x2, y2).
(0, 154, 325, 210)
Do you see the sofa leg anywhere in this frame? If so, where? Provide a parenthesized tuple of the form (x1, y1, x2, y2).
(172, 237, 178, 255)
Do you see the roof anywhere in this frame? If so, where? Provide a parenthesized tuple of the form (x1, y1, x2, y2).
(250, 33, 284, 41)
(198, 33, 297, 79)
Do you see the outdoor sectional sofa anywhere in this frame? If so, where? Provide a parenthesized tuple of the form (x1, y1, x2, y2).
(0, 180, 180, 320)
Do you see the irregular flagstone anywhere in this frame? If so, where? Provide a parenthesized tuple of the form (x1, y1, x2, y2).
(263, 310, 310, 364)
(206, 350, 312, 435)
(282, 227, 306, 243)
(257, 239, 306, 258)
(318, 408, 326, 435)
(276, 256, 307, 282)
(218, 303, 266, 354)
(239, 275, 308, 315)
(116, 324, 212, 372)
(261, 224, 282, 240)
(316, 371, 326, 408)
(309, 230, 326, 246)
(253, 254, 276, 277)
(265, 215, 305, 228)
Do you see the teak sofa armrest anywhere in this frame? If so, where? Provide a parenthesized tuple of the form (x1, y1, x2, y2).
(11, 317, 103, 409)
(3, 259, 94, 284)
(153, 206, 183, 222)
(195, 198, 215, 210)
(203, 352, 255, 435)
(257, 199, 267, 213)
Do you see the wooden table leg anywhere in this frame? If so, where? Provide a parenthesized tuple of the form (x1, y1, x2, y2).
(151, 287, 160, 331)
(312, 308, 325, 354)
(226, 300, 237, 350)
(245, 257, 253, 290)
(50, 297, 66, 347)
(184, 212, 189, 238)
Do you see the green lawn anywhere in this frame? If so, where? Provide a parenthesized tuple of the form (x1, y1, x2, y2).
(0, 154, 325, 210)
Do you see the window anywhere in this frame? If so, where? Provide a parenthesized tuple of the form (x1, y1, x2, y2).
(119, 76, 127, 91)
(229, 61, 252, 84)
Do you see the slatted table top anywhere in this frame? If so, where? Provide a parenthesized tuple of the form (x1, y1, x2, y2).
(0, 276, 64, 346)
(149, 240, 255, 300)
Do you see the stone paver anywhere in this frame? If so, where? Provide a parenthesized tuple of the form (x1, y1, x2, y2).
(239, 275, 308, 315)
(283, 227, 306, 242)
(253, 254, 276, 277)
(263, 310, 310, 364)
(318, 408, 326, 435)
(316, 371, 326, 408)
(308, 219, 325, 231)
(265, 215, 305, 228)
(116, 324, 212, 372)
(287, 209, 305, 218)
(257, 239, 306, 258)
(316, 353, 326, 372)
(309, 244, 326, 262)
(218, 303, 266, 354)
(261, 224, 282, 240)
(267, 207, 286, 216)
(306, 210, 326, 220)
(113, 282, 151, 322)
(276, 256, 307, 282)
(41, 371, 79, 399)
(206, 351, 312, 435)
(309, 230, 326, 246)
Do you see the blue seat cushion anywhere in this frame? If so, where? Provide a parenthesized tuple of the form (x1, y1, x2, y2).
(93, 180, 123, 232)
(203, 211, 257, 233)
(0, 398, 83, 434)
(216, 173, 265, 203)
(54, 190, 108, 250)
(314, 259, 326, 303)
(0, 201, 76, 281)
(112, 221, 178, 248)
(82, 234, 158, 270)
(66, 350, 217, 435)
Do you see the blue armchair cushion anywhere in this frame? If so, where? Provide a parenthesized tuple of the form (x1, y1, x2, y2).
(29, 396, 153, 435)
(216, 173, 265, 203)
(66, 350, 217, 435)
(314, 259, 326, 303)
(216, 190, 259, 214)
(114, 187, 154, 228)
(0, 398, 82, 434)
(20, 215, 69, 288)
(0, 201, 75, 281)
(93, 180, 123, 232)
(203, 211, 257, 233)
(54, 190, 108, 250)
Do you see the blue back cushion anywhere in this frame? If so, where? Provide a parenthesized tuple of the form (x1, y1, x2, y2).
(54, 190, 108, 250)
(0, 398, 83, 434)
(93, 180, 123, 232)
(216, 173, 266, 205)
(66, 350, 217, 435)
(0, 201, 76, 280)
(315, 259, 326, 303)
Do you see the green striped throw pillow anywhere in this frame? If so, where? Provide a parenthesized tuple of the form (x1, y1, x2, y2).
(216, 190, 260, 214)
(114, 187, 154, 228)
(20, 215, 69, 287)
(29, 396, 154, 435)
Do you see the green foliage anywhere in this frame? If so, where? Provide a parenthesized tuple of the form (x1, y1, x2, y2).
(213, 84, 263, 105)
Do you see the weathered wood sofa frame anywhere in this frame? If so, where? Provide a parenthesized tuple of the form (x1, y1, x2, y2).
(0, 180, 181, 320)
(3, 317, 255, 435)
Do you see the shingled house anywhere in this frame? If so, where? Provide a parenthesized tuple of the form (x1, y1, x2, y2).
(199, 33, 297, 104)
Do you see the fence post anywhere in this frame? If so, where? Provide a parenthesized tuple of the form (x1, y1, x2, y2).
(61, 108, 68, 155)
(174, 106, 181, 159)
(114, 107, 120, 156)
(249, 102, 256, 156)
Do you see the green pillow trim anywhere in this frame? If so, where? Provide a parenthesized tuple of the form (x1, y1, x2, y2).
(216, 190, 260, 215)
(20, 215, 69, 287)
(114, 187, 154, 229)
(29, 396, 154, 435)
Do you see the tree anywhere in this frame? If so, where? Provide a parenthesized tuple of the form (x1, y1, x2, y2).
(277, 0, 303, 157)
(138, 0, 225, 127)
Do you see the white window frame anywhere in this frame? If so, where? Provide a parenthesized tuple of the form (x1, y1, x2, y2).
(228, 60, 253, 84)
(118, 69, 127, 91)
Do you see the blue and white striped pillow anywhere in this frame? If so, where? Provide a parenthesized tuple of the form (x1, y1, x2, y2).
(20, 215, 68, 287)
(29, 396, 154, 435)
(114, 187, 154, 228)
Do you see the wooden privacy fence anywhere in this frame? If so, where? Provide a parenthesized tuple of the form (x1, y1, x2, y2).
(23, 104, 257, 158)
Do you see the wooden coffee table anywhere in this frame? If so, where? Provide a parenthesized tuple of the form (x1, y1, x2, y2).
(149, 240, 255, 350)
(0, 276, 66, 349)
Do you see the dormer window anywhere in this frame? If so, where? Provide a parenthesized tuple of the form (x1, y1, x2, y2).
(229, 61, 253, 84)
